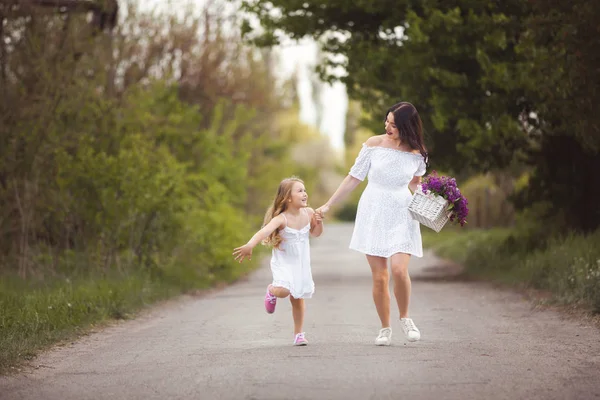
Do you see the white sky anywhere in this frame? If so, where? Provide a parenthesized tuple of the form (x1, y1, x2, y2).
(136, 0, 348, 152)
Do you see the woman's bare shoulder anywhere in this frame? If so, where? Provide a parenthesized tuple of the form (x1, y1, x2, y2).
(364, 135, 385, 147)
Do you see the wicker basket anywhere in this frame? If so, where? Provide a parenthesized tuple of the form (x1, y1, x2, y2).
(408, 188, 451, 233)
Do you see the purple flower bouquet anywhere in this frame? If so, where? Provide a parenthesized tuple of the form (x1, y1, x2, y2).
(420, 171, 469, 226)
(408, 171, 469, 232)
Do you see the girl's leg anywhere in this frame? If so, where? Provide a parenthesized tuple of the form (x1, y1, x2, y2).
(264, 285, 289, 314)
(269, 285, 290, 298)
(390, 253, 411, 318)
(366, 255, 390, 328)
(289, 296, 305, 335)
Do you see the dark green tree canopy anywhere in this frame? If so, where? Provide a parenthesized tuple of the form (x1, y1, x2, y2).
(240, 0, 600, 232)
(241, 0, 534, 171)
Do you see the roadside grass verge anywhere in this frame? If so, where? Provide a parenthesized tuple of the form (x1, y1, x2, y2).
(422, 227, 600, 313)
(0, 256, 261, 374)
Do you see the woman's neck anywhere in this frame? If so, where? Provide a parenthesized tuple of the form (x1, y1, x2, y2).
(384, 136, 403, 148)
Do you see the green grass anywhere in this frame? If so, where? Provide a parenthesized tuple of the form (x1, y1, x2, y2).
(422, 226, 512, 265)
(0, 256, 262, 374)
(0, 272, 171, 371)
(423, 226, 600, 312)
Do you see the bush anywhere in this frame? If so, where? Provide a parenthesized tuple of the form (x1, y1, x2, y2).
(0, 2, 332, 372)
(335, 202, 359, 222)
(426, 227, 600, 312)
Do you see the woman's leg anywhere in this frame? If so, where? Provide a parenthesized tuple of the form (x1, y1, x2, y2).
(289, 296, 305, 335)
(390, 253, 411, 318)
(366, 255, 390, 328)
(390, 252, 420, 341)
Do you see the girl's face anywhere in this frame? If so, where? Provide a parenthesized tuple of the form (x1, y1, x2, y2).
(288, 181, 308, 208)
(385, 112, 400, 139)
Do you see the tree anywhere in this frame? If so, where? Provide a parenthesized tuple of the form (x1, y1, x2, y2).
(510, 0, 600, 232)
(0, 0, 334, 278)
(239, 0, 600, 232)
(241, 1, 527, 168)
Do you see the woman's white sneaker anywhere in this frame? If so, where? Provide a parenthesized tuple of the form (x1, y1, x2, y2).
(375, 327, 392, 346)
(400, 318, 421, 342)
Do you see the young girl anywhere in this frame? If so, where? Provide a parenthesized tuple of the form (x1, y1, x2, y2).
(233, 177, 323, 346)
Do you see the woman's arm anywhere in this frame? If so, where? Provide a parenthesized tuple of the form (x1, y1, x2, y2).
(316, 174, 362, 216)
(233, 215, 284, 262)
(317, 137, 378, 216)
(408, 176, 422, 193)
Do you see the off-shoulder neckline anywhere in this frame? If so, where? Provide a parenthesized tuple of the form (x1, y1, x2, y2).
(361, 143, 423, 157)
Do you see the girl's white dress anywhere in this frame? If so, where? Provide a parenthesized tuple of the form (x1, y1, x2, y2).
(349, 143, 427, 258)
(270, 211, 314, 299)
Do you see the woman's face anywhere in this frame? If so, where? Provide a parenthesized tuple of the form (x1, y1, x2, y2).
(385, 112, 399, 139)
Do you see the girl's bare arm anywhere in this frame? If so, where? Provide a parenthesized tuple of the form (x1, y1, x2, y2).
(308, 208, 323, 237)
(246, 215, 285, 247)
(233, 215, 284, 262)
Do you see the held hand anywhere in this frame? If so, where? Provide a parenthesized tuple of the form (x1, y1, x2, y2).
(232, 244, 253, 263)
(311, 211, 323, 225)
(315, 204, 330, 218)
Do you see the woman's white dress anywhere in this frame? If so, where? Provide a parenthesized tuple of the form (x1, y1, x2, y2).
(270, 212, 315, 299)
(349, 144, 427, 258)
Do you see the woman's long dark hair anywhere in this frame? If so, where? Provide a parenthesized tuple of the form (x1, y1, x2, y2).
(385, 102, 429, 166)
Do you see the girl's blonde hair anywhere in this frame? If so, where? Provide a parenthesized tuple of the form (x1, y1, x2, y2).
(262, 177, 304, 249)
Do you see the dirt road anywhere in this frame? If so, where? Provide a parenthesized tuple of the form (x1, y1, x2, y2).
(1, 223, 599, 400)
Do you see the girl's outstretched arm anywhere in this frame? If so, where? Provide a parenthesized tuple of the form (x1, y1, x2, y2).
(316, 175, 362, 216)
(233, 214, 285, 263)
(308, 208, 323, 237)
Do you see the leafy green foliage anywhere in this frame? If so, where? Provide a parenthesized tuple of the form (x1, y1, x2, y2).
(241, 0, 530, 170)
(0, 2, 334, 370)
(240, 0, 600, 231)
(424, 227, 600, 313)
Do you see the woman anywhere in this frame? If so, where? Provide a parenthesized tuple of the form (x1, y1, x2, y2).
(316, 102, 428, 346)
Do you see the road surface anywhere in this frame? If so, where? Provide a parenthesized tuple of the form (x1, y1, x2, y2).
(1, 223, 599, 400)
